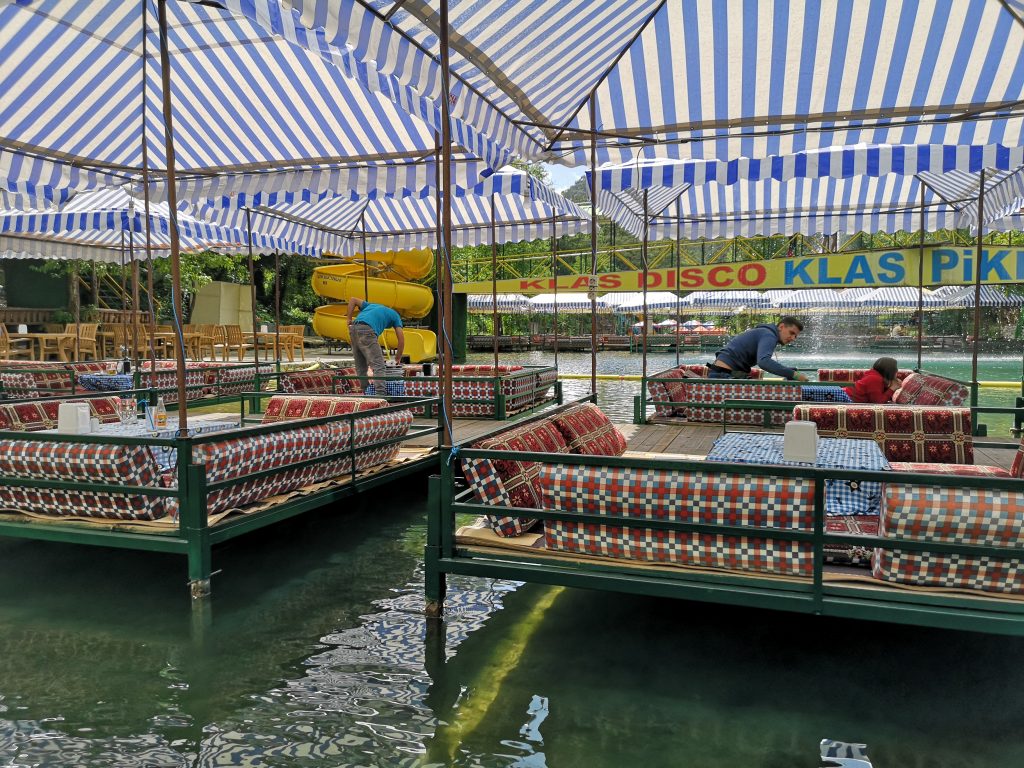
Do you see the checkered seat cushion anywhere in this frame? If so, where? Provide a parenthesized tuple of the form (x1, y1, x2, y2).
(874, 481, 1024, 594)
(199, 362, 275, 397)
(549, 403, 627, 456)
(279, 370, 344, 395)
(0, 397, 122, 431)
(261, 394, 411, 472)
(331, 367, 363, 394)
(538, 464, 814, 576)
(0, 372, 40, 399)
(647, 368, 686, 416)
(892, 373, 969, 407)
(534, 367, 558, 403)
(0, 439, 166, 520)
(680, 380, 801, 426)
(461, 419, 570, 537)
(793, 404, 973, 464)
(138, 368, 208, 403)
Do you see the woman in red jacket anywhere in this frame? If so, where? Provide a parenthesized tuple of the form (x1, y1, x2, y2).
(844, 357, 899, 404)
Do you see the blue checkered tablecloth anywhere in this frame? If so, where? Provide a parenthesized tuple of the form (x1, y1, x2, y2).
(364, 379, 406, 397)
(88, 417, 239, 470)
(706, 433, 890, 516)
(78, 373, 135, 392)
(801, 385, 853, 403)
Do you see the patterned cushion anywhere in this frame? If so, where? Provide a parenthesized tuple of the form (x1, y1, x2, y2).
(461, 419, 569, 536)
(197, 362, 275, 397)
(793, 404, 973, 464)
(874, 482, 1024, 593)
(817, 368, 911, 384)
(647, 368, 686, 416)
(0, 440, 165, 520)
(892, 373, 969, 407)
(681, 380, 802, 426)
(888, 461, 1010, 477)
(0, 372, 40, 399)
(0, 397, 122, 431)
(825, 516, 878, 566)
(261, 394, 389, 423)
(332, 367, 363, 394)
(279, 370, 342, 395)
(550, 403, 627, 456)
(138, 368, 208, 403)
(534, 367, 558, 403)
(538, 464, 814, 576)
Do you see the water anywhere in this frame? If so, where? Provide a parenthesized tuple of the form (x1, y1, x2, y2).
(2, 484, 1024, 766)
(467, 348, 1024, 435)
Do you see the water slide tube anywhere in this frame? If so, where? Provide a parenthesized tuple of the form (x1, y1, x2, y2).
(312, 251, 437, 363)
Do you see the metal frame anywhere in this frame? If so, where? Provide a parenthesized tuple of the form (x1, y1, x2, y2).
(426, 440, 1024, 637)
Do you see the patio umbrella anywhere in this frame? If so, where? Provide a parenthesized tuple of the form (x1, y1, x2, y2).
(681, 320, 701, 329)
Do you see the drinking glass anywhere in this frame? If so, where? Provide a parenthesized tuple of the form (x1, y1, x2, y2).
(118, 397, 137, 426)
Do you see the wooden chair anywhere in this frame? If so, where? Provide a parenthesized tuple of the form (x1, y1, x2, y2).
(0, 325, 34, 360)
(194, 324, 218, 360)
(70, 323, 100, 360)
(279, 325, 306, 361)
(219, 324, 252, 362)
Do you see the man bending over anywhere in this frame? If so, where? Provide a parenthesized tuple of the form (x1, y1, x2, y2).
(347, 296, 405, 395)
(707, 316, 808, 381)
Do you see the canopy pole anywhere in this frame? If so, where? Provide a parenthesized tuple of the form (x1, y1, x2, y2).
(551, 211, 558, 369)
(246, 208, 259, 364)
(120, 229, 128, 357)
(140, 0, 157, 372)
(490, 193, 498, 370)
(157, 0, 188, 427)
(917, 183, 925, 371)
(588, 99, 598, 395)
(360, 210, 370, 301)
(971, 170, 986, 396)
(274, 252, 281, 362)
(675, 198, 682, 367)
(129, 228, 140, 362)
(439, 0, 454, 446)
(642, 189, 649, 383)
(73, 259, 81, 361)
(433, 137, 445, 451)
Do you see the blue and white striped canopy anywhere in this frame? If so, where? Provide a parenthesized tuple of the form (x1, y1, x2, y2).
(466, 293, 531, 313)
(216, 1, 1024, 166)
(0, 1, 494, 205)
(857, 286, 944, 308)
(528, 293, 612, 313)
(607, 292, 684, 312)
(941, 285, 1024, 307)
(0, 188, 312, 262)
(775, 289, 861, 310)
(680, 290, 774, 310)
(193, 170, 587, 256)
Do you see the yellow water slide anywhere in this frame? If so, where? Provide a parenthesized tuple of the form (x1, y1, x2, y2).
(311, 249, 437, 362)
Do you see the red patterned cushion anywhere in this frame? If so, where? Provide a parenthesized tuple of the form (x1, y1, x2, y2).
(539, 464, 814, 576)
(817, 368, 911, 384)
(332, 366, 363, 394)
(279, 370, 341, 395)
(874, 482, 1024, 593)
(892, 373, 969, 407)
(824, 516, 878, 566)
(550, 403, 627, 456)
(461, 419, 569, 536)
(0, 372, 40, 399)
(889, 461, 1010, 477)
(261, 395, 388, 423)
(793, 404, 973, 464)
(0, 397, 122, 431)
(0, 440, 165, 520)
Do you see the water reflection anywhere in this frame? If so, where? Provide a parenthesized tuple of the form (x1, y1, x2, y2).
(2, 465, 1024, 765)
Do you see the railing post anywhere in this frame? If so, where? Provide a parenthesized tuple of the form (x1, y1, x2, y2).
(181, 448, 212, 599)
(554, 378, 563, 405)
(425, 469, 448, 618)
(495, 378, 506, 420)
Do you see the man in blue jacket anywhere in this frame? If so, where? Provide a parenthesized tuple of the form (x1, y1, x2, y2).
(347, 296, 405, 394)
(708, 316, 808, 381)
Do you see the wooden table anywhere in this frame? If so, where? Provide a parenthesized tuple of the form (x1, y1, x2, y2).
(9, 332, 75, 361)
(246, 331, 301, 362)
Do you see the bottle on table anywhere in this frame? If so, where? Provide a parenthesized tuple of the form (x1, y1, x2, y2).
(153, 396, 168, 429)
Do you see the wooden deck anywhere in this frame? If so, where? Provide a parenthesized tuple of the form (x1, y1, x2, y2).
(408, 418, 1019, 470)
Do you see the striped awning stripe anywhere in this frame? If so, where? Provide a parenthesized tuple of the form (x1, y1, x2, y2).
(607, 292, 684, 311)
(942, 285, 1024, 307)
(466, 293, 531, 313)
(219, 1, 1024, 165)
(681, 290, 774, 309)
(0, 188, 315, 260)
(527, 293, 613, 314)
(0, 1, 492, 203)
(856, 286, 944, 307)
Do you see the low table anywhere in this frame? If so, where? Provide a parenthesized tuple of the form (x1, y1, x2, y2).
(48, 415, 240, 471)
(706, 432, 890, 517)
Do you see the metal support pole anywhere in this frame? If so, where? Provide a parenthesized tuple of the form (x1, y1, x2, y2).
(588, 99, 598, 394)
(971, 170, 985, 406)
(439, 0, 454, 446)
(157, 0, 188, 427)
(675, 199, 682, 366)
(917, 183, 925, 370)
(140, 0, 157, 372)
(642, 189, 649, 382)
(274, 252, 281, 362)
(490, 193, 498, 370)
(552, 211, 559, 369)
(246, 208, 259, 364)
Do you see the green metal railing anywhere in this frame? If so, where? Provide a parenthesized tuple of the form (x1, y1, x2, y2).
(0, 396, 441, 598)
(427, 442, 1024, 635)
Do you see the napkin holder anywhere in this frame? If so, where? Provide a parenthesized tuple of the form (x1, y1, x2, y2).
(16, 324, 27, 334)
(57, 402, 92, 434)
(783, 420, 818, 463)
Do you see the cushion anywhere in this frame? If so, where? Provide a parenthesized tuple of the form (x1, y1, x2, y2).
(892, 373, 969, 407)
(0, 372, 40, 399)
(262, 395, 388, 423)
(0, 440, 165, 520)
(550, 403, 627, 456)
(538, 464, 814, 576)
(824, 516, 878, 566)
(889, 461, 1010, 477)
(817, 368, 912, 384)
(874, 482, 1024, 593)
(0, 396, 121, 432)
(461, 419, 569, 536)
(279, 370, 341, 395)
